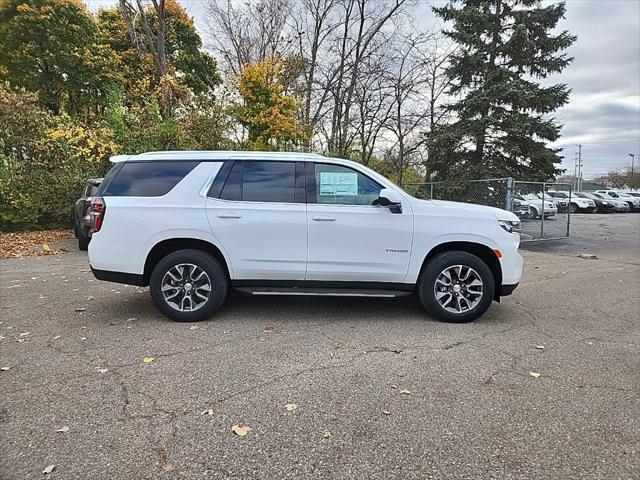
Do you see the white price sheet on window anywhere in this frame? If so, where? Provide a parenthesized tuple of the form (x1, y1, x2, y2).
(319, 171, 358, 196)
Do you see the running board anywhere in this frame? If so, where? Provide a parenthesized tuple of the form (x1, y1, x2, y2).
(234, 287, 413, 298)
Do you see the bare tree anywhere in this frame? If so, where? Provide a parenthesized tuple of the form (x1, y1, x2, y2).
(205, 0, 294, 76)
(291, 0, 341, 147)
(423, 39, 455, 178)
(118, 0, 167, 77)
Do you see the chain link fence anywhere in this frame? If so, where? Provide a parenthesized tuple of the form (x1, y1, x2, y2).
(404, 178, 572, 241)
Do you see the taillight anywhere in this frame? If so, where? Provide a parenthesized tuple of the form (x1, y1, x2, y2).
(91, 197, 106, 233)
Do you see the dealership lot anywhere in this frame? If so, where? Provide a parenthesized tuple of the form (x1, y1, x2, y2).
(1, 214, 639, 479)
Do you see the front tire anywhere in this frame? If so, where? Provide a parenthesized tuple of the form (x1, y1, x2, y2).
(418, 251, 495, 323)
(150, 249, 228, 322)
(568, 203, 578, 214)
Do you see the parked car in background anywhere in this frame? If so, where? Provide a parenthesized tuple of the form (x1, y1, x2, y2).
(590, 192, 630, 212)
(73, 178, 102, 250)
(519, 193, 557, 218)
(578, 192, 615, 213)
(88, 151, 523, 324)
(595, 190, 640, 211)
(511, 196, 530, 217)
(545, 191, 569, 212)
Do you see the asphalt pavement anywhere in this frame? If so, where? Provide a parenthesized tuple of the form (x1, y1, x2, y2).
(1, 214, 639, 479)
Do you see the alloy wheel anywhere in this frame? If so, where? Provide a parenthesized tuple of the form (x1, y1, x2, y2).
(161, 263, 212, 312)
(433, 265, 483, 314)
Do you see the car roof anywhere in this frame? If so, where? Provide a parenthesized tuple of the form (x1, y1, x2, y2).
(110, 151, 330, 163)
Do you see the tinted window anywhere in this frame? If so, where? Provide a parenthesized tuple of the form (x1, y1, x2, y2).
(218, 161, 297, 203)
(314, 163, 381, 205)
(102, 161, 199, 196)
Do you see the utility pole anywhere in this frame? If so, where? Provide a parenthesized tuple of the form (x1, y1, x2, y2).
(630, 153, 635, 176)
(573, 152, 579, 190)
(577, 144, 583, 191)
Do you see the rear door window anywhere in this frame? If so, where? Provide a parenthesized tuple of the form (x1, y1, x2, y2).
(214, 160, 298, 203)
(102, 161, 199, 196)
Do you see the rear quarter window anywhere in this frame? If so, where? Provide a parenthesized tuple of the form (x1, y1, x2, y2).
(102, 161, 200, 196)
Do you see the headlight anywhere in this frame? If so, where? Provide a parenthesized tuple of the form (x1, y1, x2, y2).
(498, 220, 520, 233)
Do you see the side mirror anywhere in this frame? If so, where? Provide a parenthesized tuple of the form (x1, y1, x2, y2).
(378, 188, 403, 214)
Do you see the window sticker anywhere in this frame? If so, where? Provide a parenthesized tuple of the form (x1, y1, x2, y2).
(319, 171, 358, 196)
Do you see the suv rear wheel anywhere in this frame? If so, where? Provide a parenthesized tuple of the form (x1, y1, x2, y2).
(150, 249, 228, 322)
(418, 250, 495, 323)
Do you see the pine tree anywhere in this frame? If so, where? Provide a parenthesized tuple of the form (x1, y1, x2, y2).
(431, 0, 576, 181)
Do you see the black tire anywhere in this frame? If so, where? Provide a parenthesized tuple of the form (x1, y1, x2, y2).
(568, 203, 578, 214)
(149, 249, 228, 322)
(530, 206, 539, 219)
(418, 250, 495, 323)
(78, 234, 90, 251)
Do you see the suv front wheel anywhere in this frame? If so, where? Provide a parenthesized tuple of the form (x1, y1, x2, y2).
(150, 249, 228, 322)
(418, 250, 495, 323)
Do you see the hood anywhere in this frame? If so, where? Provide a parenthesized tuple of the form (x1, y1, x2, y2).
(415, 198, 519, 222)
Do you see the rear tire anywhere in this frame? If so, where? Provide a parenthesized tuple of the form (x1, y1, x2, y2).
(418, 251, 495, 323)
(150, 249, 228, 322)
(78, 235, 90, 251)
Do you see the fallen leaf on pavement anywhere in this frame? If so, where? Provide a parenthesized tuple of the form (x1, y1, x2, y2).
(391, 384, 398, 389)
(0, 229, 73, 259)
(53, 335, 61, 340)
(231, 425, 251, 436)
(17, 338, 25, 343)
(56, 426, 70, 433)
(42, 243, 50, 252)
(263, 326, 274, 332)
(1, 366, 10, 371)
(322, 430, 332, 438)
(189, 325, 200, 330)
(382, 410, 391, 415)
(127, 317, 137, 322)
(96, 368, 108, 374)
(19, 332, 31, 337)
(201, 409, 214, 416)
(75, 308, 86, 312)
(285, 403, 298, 412)
(535, 345, 545, 350)
(529, 372, 542, 378)
(143, 356, 155, 364)
(43, 464, 55, 474)
(399, 389, 411, 395)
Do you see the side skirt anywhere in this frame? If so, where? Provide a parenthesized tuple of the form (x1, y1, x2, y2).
(232, 280, 415, 298)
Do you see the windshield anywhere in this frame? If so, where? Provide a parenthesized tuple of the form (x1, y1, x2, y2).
(549, 192, 568, 198)
(608, 192, 620, 198)
(523, 193, 540, 200)
(575, 192, 589, 199)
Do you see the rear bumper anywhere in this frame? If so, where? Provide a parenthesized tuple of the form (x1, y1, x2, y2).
(500, 283, 519, 296)
(90, 267, 147, 286)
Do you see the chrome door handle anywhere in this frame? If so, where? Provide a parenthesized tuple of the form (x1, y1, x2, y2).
(217, 213, 242, 219)
(312, 215, 336, 221)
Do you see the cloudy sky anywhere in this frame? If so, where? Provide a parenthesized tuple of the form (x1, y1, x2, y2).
(86, 0, 640, 179)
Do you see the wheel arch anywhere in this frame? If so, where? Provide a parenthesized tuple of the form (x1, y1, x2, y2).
(143, 238, 231, 286)
(419, 241, 503, 301)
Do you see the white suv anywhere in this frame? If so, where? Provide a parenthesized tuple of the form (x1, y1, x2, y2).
(88, 151, 523, 323)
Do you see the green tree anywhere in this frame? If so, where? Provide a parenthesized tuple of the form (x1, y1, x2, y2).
(431, 0, 576, 181)
(97, 0, 221, 96)
(234, 57, 308, 151)
(0, 85, 115, 229)
(0, 0, 121, 116)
